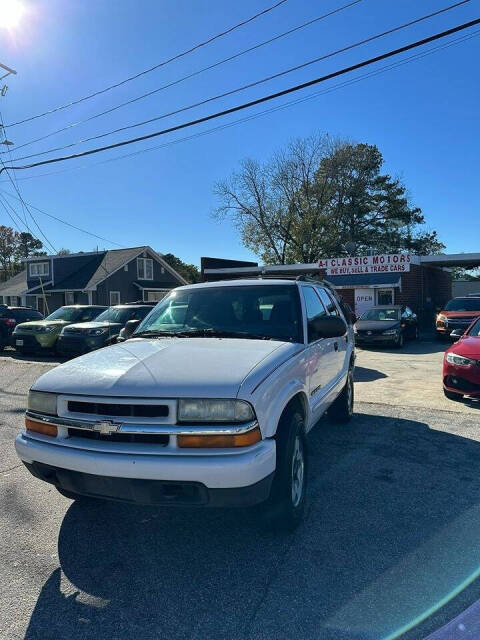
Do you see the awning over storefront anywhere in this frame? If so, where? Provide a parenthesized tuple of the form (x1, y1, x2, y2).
(325, 273, 402, 289)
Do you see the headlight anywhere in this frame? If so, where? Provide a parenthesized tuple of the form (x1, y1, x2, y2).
(37, 325, 56, 333)
(178, 399, 255, 423)
(88, 327, 109, 336)
(437, 314, 447, 323)
(28, 390, 58, 415)
(382, 328, 400, 335)
(446, 352, 477, 367)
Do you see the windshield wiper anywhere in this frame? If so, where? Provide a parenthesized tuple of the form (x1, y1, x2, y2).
(133, 328, 274, 340)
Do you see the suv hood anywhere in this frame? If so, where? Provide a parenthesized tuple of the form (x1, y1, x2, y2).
(16, 319, 69, 331)
(63, 321, 123, 332)
(441, 311, 480, 318)
(33, 337, 291, 397)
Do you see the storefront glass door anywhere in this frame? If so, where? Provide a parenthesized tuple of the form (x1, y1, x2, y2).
(376, 289, 394, 305)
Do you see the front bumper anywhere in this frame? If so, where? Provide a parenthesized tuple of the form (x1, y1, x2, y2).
(12, 332, 58, 350)
(22, 461, 274, 506)
(15, 432, 276, 505)
(56, 334, 106, 356)
(355, 333, 399, 345)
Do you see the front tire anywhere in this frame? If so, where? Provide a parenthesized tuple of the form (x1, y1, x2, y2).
(263, 408, 307, 531)
(329, 369, 354, 423)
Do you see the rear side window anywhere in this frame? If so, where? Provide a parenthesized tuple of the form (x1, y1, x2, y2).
(13, 309, 43, 321)
(316, 288, 339, 316)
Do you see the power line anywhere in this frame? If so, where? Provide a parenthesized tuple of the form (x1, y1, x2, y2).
(1, 18, 478, 177)
(0, 189, 125, 248)
(0, 30, 480, 186)
(1, 26, 477, 184)
(9, 1, 472, 163)
(0, 111, 57, 253)
(3, 0, 364, 155)
(4, 0, 289, 129)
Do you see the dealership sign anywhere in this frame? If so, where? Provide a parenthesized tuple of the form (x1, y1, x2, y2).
(318, 254, 411, 276)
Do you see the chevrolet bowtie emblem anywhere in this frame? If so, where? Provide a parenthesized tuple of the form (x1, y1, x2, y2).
(93, 420, 121, 435)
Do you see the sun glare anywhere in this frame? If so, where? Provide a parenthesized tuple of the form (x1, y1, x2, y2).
(0, 0, 25, 30)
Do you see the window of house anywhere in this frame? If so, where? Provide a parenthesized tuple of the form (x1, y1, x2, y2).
(65, 291, 75, 305)
(109, 291, 121, 305)
(137, 258, 153, 280)
(29, 262, 49, 278)
(146, 290, 167, 302)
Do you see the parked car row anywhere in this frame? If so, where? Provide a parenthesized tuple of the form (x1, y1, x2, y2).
(0, 302, 156, 357)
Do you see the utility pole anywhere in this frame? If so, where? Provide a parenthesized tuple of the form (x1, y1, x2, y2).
(0, 61, 16, 147)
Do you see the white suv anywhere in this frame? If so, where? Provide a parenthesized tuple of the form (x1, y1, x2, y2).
(16, 278, 355, 529)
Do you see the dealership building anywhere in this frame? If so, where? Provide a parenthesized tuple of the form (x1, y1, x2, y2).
(201, 253, 480, 325)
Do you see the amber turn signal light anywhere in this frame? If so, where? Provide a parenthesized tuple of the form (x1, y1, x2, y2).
(178, 426, 261, 448)
(25, 417, 58, 437)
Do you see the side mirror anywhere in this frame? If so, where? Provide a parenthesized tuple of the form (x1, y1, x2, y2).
(450, 328, 463, 339)
(309, 315, 347, 341)
(124, 318, 141, 337)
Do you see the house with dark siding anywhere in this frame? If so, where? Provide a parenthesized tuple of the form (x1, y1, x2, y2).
(6, 246, 187, 314)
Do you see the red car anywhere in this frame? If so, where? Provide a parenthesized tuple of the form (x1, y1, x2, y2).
(443, 316, 480, 400)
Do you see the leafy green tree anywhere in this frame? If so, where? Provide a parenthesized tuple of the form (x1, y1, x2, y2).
(0, 225, 20, 280)
(214, 135, 445, 263)
(15, 232, 43, 259)
(161, 253, 200, 283)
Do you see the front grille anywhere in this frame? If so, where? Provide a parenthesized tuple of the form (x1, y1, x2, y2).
(357, 329, 384, 336)
(68, 400, 169, 418)
(64, 327, 84, 335)
(445, 376, 480, 392)
(67, 427, 169, 445)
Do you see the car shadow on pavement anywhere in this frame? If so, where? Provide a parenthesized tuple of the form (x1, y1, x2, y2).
(24, 412, 480, 640)
(1, 349, 63, 364)
(358, 337, 449, 356)
(354, 366, 388, 383)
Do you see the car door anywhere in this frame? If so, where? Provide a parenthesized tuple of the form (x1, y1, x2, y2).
(301, 286, 336, 415)
(315, 287, 347, 381)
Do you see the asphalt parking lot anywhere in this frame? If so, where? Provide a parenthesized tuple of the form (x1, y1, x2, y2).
(1, 338, 479, 640)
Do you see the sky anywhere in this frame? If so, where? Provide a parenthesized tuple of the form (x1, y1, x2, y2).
(0, 0, 478, 265)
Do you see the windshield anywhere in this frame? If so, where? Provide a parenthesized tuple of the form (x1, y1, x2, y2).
(44, 307, 89, 322)
(134, 285, 303, 343)
(359, 308, 400, 321)
(94, 307, 149, 324)
(466, 317, 480, 336)
(445, 298, 480, 311)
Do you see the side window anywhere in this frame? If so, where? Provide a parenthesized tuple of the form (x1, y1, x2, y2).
(302, 287, 327, 343)
(316, 288, 339, 316)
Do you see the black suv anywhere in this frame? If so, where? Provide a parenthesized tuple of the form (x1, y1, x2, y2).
(56, 303, 155, 357)
(0, 305, 44, 351)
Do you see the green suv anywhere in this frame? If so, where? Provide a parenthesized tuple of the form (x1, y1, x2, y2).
(12, 305, 107, 354)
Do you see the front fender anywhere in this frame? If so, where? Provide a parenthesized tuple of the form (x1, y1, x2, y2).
(251, 379, 310, 439)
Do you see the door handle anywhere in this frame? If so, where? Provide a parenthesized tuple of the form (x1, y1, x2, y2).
(334, 341, 339, 351)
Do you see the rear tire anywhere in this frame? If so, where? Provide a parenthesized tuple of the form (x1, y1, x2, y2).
(263, 407, 307, 531)
(328, 369, 354, 423)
